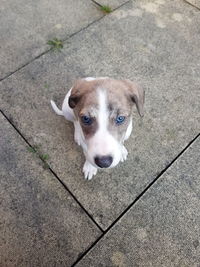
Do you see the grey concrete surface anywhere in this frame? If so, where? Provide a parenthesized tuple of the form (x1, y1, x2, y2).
(92, 0, 128, 9)
(0, 0, 200, 229)
(76, 137, 200, 267)
(0, 113, 101, 267)
(185, 0, 200, 9)
(0, 0, 103, 80)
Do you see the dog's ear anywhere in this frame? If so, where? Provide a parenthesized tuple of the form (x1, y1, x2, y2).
(123, 80, 145, 117)
(68, 94, 81, 108)
(68, 80, 83, 109)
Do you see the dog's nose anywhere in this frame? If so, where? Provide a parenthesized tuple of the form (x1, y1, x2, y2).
(94, 156, 113, 168)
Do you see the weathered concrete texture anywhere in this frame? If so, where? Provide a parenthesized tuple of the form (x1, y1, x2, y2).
(77, 137, 200, 267)
(0, 113, 101, 267)
(185, 0, 200, 9)
(92, 0, 128, 9)
(0, 0, 200, 229)
(0, 0, 103, 79)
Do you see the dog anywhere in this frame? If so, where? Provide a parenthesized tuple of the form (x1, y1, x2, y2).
(50, 77, 144, 180)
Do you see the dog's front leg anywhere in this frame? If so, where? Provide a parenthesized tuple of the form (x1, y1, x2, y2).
(120, 145, 128, 162)
(73, 121, 83, 146)
(83, 160, 97, 180)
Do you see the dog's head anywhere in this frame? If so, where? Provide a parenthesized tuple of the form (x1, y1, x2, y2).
(69, 78, 144, 169)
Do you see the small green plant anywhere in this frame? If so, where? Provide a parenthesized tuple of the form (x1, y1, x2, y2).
(44, 83, 49, 89)
(27, 146, 36, 153)
(43, 162, 49, 169)
(40, 154, 49, 161)
(27, 144, 41, 153)
(47, 38, 64, 51)
(92, 0, 112, 14)
(27, 145, 50, 169)
(100, 5, 112, 13)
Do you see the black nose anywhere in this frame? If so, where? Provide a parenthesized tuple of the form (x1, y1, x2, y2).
(94, 156, 113, 168)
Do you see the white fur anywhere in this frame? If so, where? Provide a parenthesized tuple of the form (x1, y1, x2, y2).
(61, 88, 76, 122)
(50, 100, 63, 115)
(84, 77, 108, 81)
(124, 119, 132, 141)
(121, 146, 128, 162)
(50, 77, 133, 180)
(85, 89, 122, 169)
(83, 160, 97, 180)
(50, 88, 75, 122)
(50, 86, 95, 179)
(84, 77, 96, 81)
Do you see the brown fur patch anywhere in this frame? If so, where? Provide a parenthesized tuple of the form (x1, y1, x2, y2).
(101, 79, 134, 142)
(69, 79, 100, 138)
(69, 78, 144, 140)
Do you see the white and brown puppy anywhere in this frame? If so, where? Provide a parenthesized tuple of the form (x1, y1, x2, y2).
(51, 77, 144, 180)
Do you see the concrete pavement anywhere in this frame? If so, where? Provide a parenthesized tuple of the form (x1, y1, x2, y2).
(0, 0, 199, 266)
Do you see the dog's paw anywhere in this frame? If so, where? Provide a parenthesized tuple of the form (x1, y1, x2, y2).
(83, 161, 97, 180)
(121, 146, 128, 162)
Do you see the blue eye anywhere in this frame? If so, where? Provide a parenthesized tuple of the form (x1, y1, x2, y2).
(81, 116, 93, 125)
(115, 116, 125, 125)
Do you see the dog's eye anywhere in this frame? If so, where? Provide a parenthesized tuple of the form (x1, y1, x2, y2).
(115, 116, 125, 125)
(81, 116, 93, 125)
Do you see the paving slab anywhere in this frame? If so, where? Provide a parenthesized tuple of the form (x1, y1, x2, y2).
(0, 0, 103, 80)
(0, 0, 200, 230)
(76, 137, 200, 267)
(185, 0, 200, 9)
(92, 0, 128, 10)
(0, 113, 101, 267)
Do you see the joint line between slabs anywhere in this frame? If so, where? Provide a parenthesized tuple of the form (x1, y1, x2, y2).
(0, 109, 104, 233)
(71, 132, 200, 266)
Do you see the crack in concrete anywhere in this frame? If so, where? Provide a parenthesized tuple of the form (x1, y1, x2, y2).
(71, 132, 200, 266)
(0, 0, 130, 82)
(1, 0, 199, 264)
(0, 109, 104, 234)
(183, 0, 200, 11)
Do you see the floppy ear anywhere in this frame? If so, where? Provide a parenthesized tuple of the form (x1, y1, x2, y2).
(68, 94, 81, 108)
(68, 80, 82, 109)
(123, 79, 145, 117)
